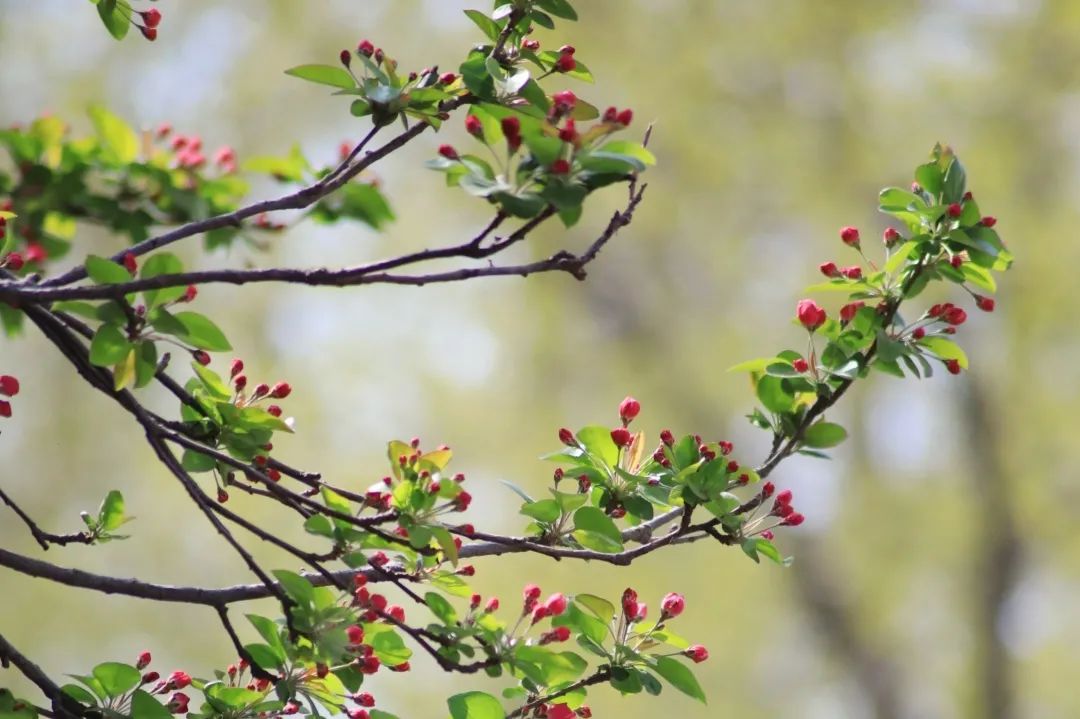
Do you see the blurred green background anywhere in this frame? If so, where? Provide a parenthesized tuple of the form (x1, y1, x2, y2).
(2, 1, 1078, 717)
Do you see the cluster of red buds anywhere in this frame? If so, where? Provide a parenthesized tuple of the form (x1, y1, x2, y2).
(153, 125, 236, 174)
(341, 39, 386, 70)
(139, 662, 195, 715)
(0, 374, 20, 420)
(768, 487, 804, 527)
(533, 703, 592, 719)
(127, 3, 162, 41)
(439, 89, 634, 180)
(0, 200, 46, 271)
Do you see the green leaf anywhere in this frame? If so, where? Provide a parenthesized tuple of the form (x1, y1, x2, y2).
(914, 162, 943, 196)
(246, 614, 285, 654)
(180, 449, 217, 473)
(60, 684, 97, 707)
(575, 425, 619, 467)
(140, 253, 186, 308)
(97, 490, 126, 531)
(593, 140, 656, 166)
(755, 375, 795, 414)
(431, 525, 460, 566)
(370, 630, 412, 666)
(89, 324, 132, 367)
(89, 105, 137, 162)
(535, 0, 578, 20)
(129, 690, 171, 719)
(284, 64, 357, 89)
(918, 336, 969, 369)
(575, 593, 615, 622)
(91, 662, 140, 698)
(85, 254, 132, 285)
(447, 691, 503, 719)
(425, 592, 458, 625)
(572, 507, 623, 553)
(942, 156, 966, 203)
(172, 311, 232, 351)
(463, 9, 500, 40)
(430, 570, 473, 597)
(191, 362, 232, 400)
(652, 656, 706, 704)
(520, 499, 561, 523)
(801, 422, 848, 449)
(272, 569, 315, 606)
(95, 1, 130, 41)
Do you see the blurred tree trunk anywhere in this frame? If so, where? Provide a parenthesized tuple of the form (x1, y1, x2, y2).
(961, 379, 1020, 719)
(792, 545, 905, 719)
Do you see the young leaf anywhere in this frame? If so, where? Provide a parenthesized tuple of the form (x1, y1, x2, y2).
(651, 655, 706, 704)
(85, 255, 132, 285)
(172, 311, 232, 351)
(447, 691, 503, 719)
(801, 422, 848, 449)
(284, 64, 357, 89)
(89, 325, 133, 367)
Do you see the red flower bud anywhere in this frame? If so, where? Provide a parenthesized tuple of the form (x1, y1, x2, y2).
(229, 359, 243, 378)
(687, 645, 709, 663)
(840, 226, 860, 247)
(550, 158, 571, 175)
(270, 382, 291, 398)
(555, 53, 576, 72)
(140, 9, 162, 29)
(761, 481, 775, 499)
(783, 512, 805, 526)
(544, 593, 568, 616)
(950, 255, 963, 268)
(142, 671, 159, 684)
(357, 40, 374, 57)
(775, 489, 793, 506)
(819, 261, 840, 278)
(558, 428, 576, 446)
(139, 25, 158, 41)
(618, 395, 641, 423)
(137, 651, 152, 670)
(661, 592, 685, 617)
(842, 265, 863, 280)
(945, 359, 962, 375)
(193, 350, 211, 366)
(943, 307, 967, 326)
(3, 252, 24, 271)
(883, 227, 901, 245)
(167, 671, 192, 690)
(454, 490, 472, 511)
(975, 295, 995, 312)
(980, 216, 997, 228)
(796, 299, 827, 331)
(0, 375, 19, 397)
(616, 109, 633, 126)
(347, 625, 364, 644)
(912, 327, 926, 340)
(839, 301, 865, 324)
(610, 427, 633, 447)
(552, 90, 577, 113)
(792, 357, 809, 373)
(340, 49, 352, 67)
(485, 597, 500, 612)
(233, 375, 247, 391)
(122, 252, 138, 275)
(438, 144, 459, 160)
(25, 243, 46, 264)
(182, 285, 197, 302)
(947, 203, 962, 218)
(465, 114, 483, 137)
(439, 72, 457, 85)
(267, 405, 282, 417)
(500, 116, 521, 138)
(524, 584, 542, 603)
(603, 106, 618, 123)
(387, 605, 406, 623)
(355, 692, 376, 707)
